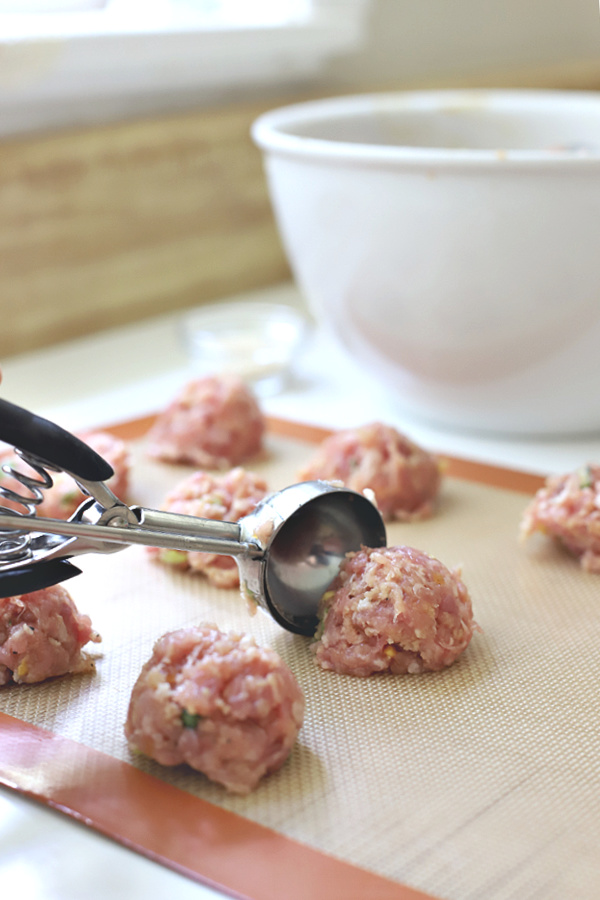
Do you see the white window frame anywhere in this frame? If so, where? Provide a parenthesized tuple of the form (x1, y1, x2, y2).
(0, 1, 371, 137)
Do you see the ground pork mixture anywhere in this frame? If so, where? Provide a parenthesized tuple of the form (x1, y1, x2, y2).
(312, 545, 476, 677)
(520, 464, 600, 572)
(125, 624, 305, 794)
(147, 467, 268, 588)
(0, 430, 130, 520)
(145, 374, 265, 469)
(297, 422, 441, 521)
(0, 584, 101, 685)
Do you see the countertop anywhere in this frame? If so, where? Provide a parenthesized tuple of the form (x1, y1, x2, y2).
(3, 282, 600, 899)
(4, 284, 600, 477)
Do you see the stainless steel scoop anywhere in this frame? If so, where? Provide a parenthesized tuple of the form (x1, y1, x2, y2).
(0, 398, 386, 635)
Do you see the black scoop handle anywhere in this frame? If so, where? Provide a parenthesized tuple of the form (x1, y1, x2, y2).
(0, 559, 82, 598)
(0, 398, 114, 482)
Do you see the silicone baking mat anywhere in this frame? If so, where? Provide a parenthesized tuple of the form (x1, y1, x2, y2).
(1, 417, 599, 900)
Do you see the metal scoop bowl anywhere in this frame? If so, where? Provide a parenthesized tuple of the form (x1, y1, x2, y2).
(238, 480, 386, 634)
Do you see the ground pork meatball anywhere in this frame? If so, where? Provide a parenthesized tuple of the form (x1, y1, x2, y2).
(297, 422, 441, 521)
(147, 467, 268, 588)
(145, 374, 265, 469)
(520, 464, 600, 572)
(0, 431, 130, 520)
(313, 545, 476, 677)
(125, 625, 305, 794)
(0, 585, 101, 685)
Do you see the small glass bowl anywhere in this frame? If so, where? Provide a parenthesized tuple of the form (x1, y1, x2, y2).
(181, 301, 310, 396)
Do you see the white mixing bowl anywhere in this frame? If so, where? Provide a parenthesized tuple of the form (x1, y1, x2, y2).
(252, 90, 600, 436)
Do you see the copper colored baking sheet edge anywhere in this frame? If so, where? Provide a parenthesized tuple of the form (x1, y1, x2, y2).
(109, 414, 545, 495)
(0, 711, 432, 900)
(0, 415, 543, 900)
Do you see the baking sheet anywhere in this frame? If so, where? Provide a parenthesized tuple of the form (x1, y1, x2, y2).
(1, 418, 599, 900)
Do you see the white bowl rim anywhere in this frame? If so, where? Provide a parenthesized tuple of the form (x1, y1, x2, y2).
(251, 88, 600, 168)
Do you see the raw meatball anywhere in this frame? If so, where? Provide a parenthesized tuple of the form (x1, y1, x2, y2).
(313, 545, 475, 677)
(0, 585, 101, 686)
(0, 431, 130, 520)
(520, 464, 600, 572)
(145, 374, 265, 469)
(297, 422, 441, 521)
(124, 624, 305, 794)
(147, 467, 268, 588)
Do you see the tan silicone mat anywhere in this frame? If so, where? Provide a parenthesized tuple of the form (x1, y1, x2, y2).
(1, 418, 599, 900)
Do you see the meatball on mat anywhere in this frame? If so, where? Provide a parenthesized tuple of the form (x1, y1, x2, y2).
(1, 417, 598, 900)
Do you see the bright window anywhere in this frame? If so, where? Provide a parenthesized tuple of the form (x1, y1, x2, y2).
(0, 0, 370, 136)
(0, 1, 315, 36)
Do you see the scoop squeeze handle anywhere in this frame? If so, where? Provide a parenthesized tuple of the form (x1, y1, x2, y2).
(0, 398, 114, 482)
(0, 560, 82, 598)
